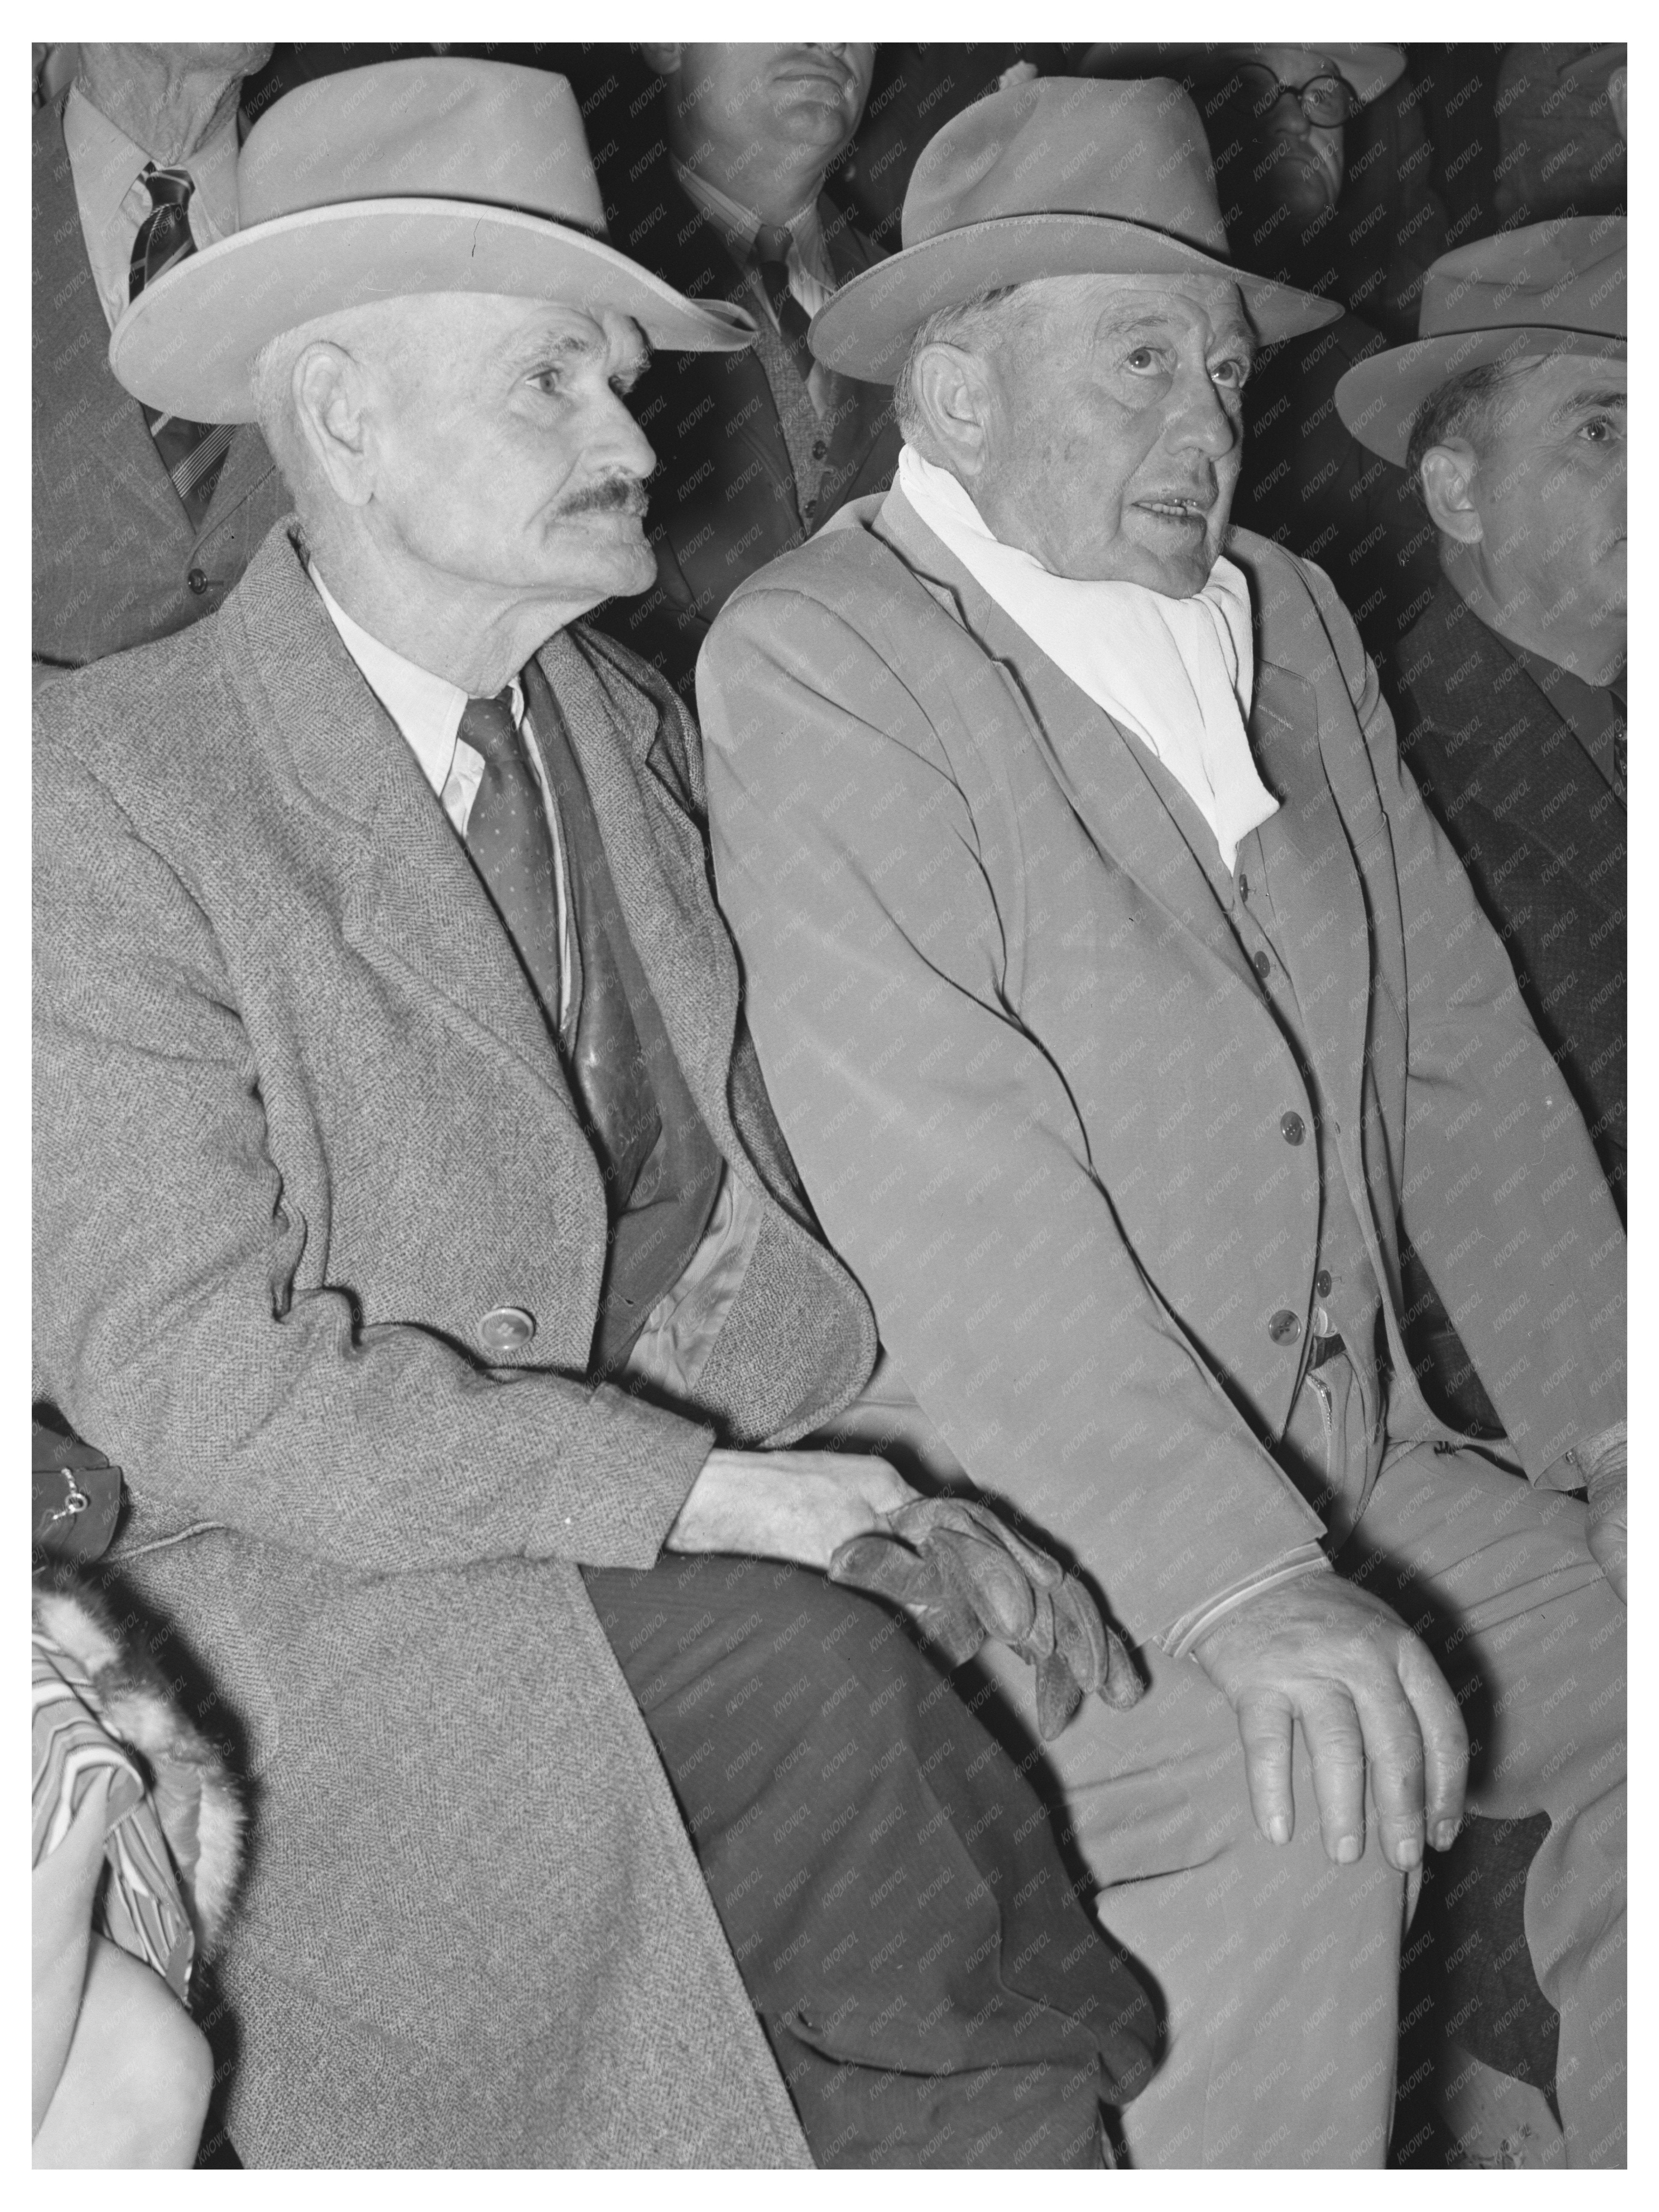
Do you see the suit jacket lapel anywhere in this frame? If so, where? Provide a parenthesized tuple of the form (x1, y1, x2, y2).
(538, 630, 743, 1143)
(1439, 600, 1625, 917)
(875, 490, 1262, 1000)
(235, 528, 580, 1120)
(1245, 658, 1372, 1102)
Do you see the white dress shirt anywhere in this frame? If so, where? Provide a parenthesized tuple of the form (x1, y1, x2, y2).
(63, 82, 240, 333)
(309, 568, 761, 1395)
(672, 156, 839, 415)
(310, 566, 576, 1028)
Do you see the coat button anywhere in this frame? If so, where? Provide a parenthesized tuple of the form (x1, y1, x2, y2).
(1252, 948, 1272, 980)
(1238, 872, 1250, 902)
(1315, 1269, 1333, 1297)
(187, 566, 209, 595)
(1267, 1308, 1303, 1346)
(1280, 1110, 1306, 1145)
(478, 1306, 536, 1352)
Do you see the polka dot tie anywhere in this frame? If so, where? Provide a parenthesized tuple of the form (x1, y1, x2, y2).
(459, 689, 566, 1038)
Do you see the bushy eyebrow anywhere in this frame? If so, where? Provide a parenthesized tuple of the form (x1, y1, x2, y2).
(1552, 387, 1626, 420)
(1097, 310, 1255, 357)
(502, 322, 648, 386)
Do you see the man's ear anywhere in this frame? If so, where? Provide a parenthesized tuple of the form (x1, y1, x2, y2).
(910, 342, 996, 481)
(292, 342, 375, 510)
(1418, 441, 1483, 546)
(639, 44, 682, 80)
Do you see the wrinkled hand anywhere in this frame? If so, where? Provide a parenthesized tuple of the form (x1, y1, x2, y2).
(666, 1447, 918, 1571)
(1192, 1571, 1468, 1871)
(828, 1496, 1142, 1739)
(1586, 1464, 1627, 1604)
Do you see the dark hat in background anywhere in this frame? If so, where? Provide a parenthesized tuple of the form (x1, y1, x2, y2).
(810, 75, 1341, 384)
(1334, 215, 1626, 465)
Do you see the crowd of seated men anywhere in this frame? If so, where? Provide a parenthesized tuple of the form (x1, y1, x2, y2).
(33, 39, 1625, 2172)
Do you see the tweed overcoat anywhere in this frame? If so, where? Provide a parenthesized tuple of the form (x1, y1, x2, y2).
(32, 93, 290, 671)
(32, 521, 883, 2167)
(1391, 582, 1626, 1212)
(697, 492, 1626, 1648)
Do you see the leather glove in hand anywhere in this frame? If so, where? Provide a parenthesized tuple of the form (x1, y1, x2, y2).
(828, 1496, 1141, 1739)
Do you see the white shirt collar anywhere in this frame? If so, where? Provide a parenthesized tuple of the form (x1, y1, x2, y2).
(670, 156, 829, 277)
(309, 566, 524, 797)
(64, 80, 241, 332)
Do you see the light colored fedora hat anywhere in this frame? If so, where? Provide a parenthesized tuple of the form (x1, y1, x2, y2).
(1334, 215, 1626, 466)
(110, 57, 756, 424)
(1084, 44, 1407, 110)
(810, 76, 1341, 384)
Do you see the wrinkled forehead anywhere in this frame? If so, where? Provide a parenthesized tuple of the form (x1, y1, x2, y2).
(360, 292, 646, 386)
(1030, 272, 1254, 349)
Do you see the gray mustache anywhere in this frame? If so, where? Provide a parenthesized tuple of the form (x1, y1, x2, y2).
(558, 477, 649, 518)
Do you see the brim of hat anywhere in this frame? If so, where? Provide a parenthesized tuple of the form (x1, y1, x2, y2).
(109, 200, 757, 423)
(1334, 325, 1628, 465)
(810, 215, 1343, 384)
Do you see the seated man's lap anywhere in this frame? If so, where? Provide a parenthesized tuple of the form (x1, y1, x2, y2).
(972, 1630, 1405, 2166)
(583, 1556, 1156, 2166)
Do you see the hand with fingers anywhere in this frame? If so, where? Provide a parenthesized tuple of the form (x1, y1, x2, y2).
(1190, 1568, 1468, 1871)
(828, 1495, 1143, 1740)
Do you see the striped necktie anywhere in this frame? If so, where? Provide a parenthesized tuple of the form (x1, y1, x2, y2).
(128, 164, 233, 527)
(749, 221, 818, 387)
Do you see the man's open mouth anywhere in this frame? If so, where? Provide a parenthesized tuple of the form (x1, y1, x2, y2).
(1137, 497, 1211, 522)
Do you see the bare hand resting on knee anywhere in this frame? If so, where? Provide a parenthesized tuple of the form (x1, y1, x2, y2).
(1191, 1571, 1468, 1873)
(666, 1448, 919, 1571)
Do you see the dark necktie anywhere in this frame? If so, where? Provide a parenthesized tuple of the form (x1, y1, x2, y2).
(749, 221, 818, 386)
(463, 679, 664, 1205)
(459, 690, 569, 1042)
(128, 165, 233, 526)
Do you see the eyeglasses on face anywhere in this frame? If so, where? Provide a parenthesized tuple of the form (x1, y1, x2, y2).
(1234, 65, 1360, 128)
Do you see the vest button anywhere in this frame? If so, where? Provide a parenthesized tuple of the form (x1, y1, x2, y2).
(478, 1306, 536, 1353)
(1267, 1308, 1303, 1346)
(1238, 872, 1250, 902)
(1315, 1269, 1333, 1297)
(1280, 1110, 1306, 1145)
(1252, 948, 1272, 980)
(186, 566, 209, 595)
(811, 439, 828, 460)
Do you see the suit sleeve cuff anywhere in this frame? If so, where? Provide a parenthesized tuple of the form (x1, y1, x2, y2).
(1540, 1417, 1626, 1494)
(1160, 1543, 1332, 1660)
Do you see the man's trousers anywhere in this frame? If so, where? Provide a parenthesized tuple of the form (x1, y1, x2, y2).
(980, 1437, 1626, 2167)
(584, 1554, 1157, 2166)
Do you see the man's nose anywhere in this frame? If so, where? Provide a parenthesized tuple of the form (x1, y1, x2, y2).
(1166, 371, 1239, 458)
(594, 385, 657, 481)
(1267, 91, 1313, 143)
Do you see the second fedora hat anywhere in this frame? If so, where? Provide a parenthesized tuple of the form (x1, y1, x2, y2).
(811, 76, 1341, 384)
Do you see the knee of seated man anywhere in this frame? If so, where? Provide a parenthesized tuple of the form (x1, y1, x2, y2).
(589, 1552, 949, 1733)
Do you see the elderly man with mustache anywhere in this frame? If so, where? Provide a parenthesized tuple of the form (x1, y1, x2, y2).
(698, 78, 1626, 2167)
(33, 59, 1158, 2168)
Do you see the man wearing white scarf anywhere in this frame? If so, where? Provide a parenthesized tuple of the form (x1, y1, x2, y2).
(895, 443, 1278, 869)
(697, 77, 1625, 2169)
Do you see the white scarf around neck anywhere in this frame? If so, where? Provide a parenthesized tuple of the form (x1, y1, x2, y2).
(897, 444, 1279, 869)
